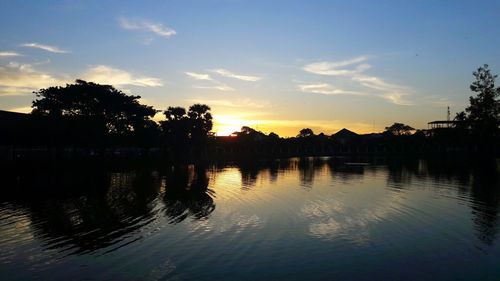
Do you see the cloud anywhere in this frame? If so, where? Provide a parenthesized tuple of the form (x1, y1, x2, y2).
(303, 56, 369, 76)
(0, 51, 22, 57)
(422, 95, 454, 107)
(302, 56, 413, 105)
(0, 63, 162, 97)
(186, 71, 234, 91)
(185, 98, 269, 109)
(352, 75, 413, 105)
(193, 84, 234, 91)
(297, 83, 363, 96)
(380, 92, 413, 105)
(21, 43, 68, 54)
(82, 65, 163, 87)
(185, 72, 213, 81)
(120, 17, 176, 38)
(212, 69, 262, 82)
(0, 62, 69, 96)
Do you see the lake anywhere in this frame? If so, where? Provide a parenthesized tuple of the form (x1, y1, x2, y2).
(0, 157, 499, 281)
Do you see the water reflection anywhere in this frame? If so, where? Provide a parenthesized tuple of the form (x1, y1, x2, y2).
(0, 164, 161, 255)
(384, 157, 500, 245)
(163, 165, 215, 223)
(0, 157, 499, 280)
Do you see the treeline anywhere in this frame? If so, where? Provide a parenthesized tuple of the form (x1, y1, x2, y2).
(2, 80, 213, 149)
(0, 65, 499, 160)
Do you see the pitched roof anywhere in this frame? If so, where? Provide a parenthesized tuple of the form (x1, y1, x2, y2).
(331, 128, 359, 138)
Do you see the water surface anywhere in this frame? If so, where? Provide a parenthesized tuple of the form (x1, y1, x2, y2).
(0, 157, 499, 280)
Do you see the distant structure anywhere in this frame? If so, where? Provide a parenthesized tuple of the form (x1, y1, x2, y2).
(428, 106, 460, 129)
(427, 120, 458, 129)
(331, 128, 359, 145)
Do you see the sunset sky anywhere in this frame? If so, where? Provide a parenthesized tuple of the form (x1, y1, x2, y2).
(1, 0, 499, 136)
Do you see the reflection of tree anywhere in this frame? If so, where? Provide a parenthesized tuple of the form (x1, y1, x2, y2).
(326, 158, 365, 183)
(163, 165, 215, 223)
(468, 161, 500, 245)
(0, 163, 161, 254)
(298, 157, 325, 187)
(386, 158, 417, 188)
(384, 157, 500, 245)
(239, 162, 262, 188)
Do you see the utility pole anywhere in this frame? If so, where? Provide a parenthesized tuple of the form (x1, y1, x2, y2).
(447, 106, 450, 121)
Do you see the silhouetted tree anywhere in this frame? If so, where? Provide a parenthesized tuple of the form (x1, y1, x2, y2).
(31, 80, 157, 134)
(453, 111, 469, 131)
(236, 126, 266, 141)
(240, 126, 257, 135)
(160, 106, 190, 147)
(160, 104, 213, 156)
(188, 104, 213, 144)
(268, 132, 279, 140)
(464, 64, 500, 136)
(384, 123, 415, 136)
(298, 128, 314, 138)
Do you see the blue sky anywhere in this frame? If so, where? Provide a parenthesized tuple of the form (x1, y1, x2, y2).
(1, 0, 499, 136)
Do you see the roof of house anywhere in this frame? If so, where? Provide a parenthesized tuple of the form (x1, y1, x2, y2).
(331, 128, 359, 138)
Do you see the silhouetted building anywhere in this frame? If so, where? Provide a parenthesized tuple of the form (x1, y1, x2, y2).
(427, 120, 461, 129)
(331, 128, 359, 145)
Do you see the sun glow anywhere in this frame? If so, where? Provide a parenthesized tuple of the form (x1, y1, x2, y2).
(213, 114, 258, 136)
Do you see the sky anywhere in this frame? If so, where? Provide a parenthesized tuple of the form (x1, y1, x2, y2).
(1, 0, 499, 136)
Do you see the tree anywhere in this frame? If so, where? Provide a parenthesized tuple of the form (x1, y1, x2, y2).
(160, 107, 190, 146)
(464, 64, 500, 135)
(384, 123, 415, 136)
(268, 132, 280, 140)
(160, 104, 213, 147)
(453, 111, 468, 131)
(240, 126, 256, 135)
(32, 80, 157, 134)
(298, 128, 314, 138)
(188, 104, 213, 143)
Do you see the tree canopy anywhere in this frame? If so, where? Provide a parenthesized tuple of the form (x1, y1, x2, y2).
(188, 104, 213, 143)
(462, 64, 500, 135)
(298, 128, 314, 138)
(384, 123, 415, 136)
(160, 103, 213, 146)
(31, 80, 157, 134)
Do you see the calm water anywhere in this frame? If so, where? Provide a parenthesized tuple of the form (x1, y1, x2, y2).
(0, 157, 499, 281)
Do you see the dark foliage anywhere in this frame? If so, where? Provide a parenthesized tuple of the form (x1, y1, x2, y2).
(464, 64, 500, 136)
(32, 80, 157, 135)
(384, 123, 415, 136)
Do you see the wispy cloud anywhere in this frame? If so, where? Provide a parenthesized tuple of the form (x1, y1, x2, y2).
(0, 62, 69, 96)
(422, 95, 455, 107)
(212, 68, 262, 82)
(193, 85, 234, 91)
(302, 56, 413, 105)
(120, 17, 176, 38)
(185, 72, 214, 81)
(185, 71, 234, 91)
(21, 43, 68, 54)
(186, 98, 269, 109)
(303, 56, 370, 76)
(0, 51, 22, 57)
(82, 65, 163, 87)
(297, 83, 363, 96)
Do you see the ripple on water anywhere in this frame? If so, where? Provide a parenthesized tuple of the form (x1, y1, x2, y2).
(0, 159, 498, 281)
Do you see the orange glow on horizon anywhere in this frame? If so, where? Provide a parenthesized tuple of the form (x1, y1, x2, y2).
(212, 114, 382, 137)
(213, 114, 257, 136)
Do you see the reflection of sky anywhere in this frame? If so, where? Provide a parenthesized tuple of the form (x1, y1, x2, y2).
(0, 160, 498, 280)
(207, 161, 481, 248)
